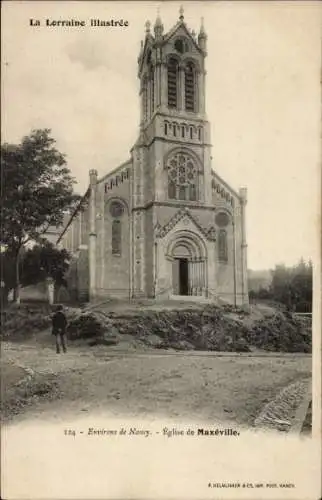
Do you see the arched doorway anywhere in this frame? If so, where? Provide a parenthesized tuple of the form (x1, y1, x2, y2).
(167, 231, 207, 297)
(172, 243, 191, 295)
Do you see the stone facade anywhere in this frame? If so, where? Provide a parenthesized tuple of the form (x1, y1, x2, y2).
(58, 10, 249, 306)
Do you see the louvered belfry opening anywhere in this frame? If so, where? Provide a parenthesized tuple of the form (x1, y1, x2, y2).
(150, 65, 154, 114)
(185, 63, 195, 112)
(168, 58, 178, 109)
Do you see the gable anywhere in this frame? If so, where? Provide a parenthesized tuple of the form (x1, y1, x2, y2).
(163, 22, 201, 55)
(155, 208, 216, 241)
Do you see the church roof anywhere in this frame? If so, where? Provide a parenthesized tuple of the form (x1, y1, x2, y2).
(97, 159, 132, 185)
(56, 188, 90, 245)
(211, 169, 242, 201)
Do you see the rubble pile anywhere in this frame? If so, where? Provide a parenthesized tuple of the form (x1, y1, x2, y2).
(65, 305, 311, 353)
(248, 312, 311, 353)
(1, 305, 52, 339)
(67, 313, 105, 339)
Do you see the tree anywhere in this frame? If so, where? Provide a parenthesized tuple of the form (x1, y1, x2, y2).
(1, 129, 81, 303)
(249, 260, 313, 313)
(270, 264, 292, 307)
(21, 242, 71, 288)
(0, 248, 17, 307)
(270, 260, 313, 312)
(0, 242, 71, 305)
(290, 259, 312, 312)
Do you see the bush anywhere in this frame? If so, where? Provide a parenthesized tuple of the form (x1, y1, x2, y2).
(0, 305, 51, 338)
(1, 372, 58, 420)
(67, 313, 105, 339)
(249, 312, 311, 352)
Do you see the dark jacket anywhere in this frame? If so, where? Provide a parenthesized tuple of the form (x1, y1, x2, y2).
(52, 311, 67, 334)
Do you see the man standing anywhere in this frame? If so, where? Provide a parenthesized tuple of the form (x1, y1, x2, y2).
(51, 304, 68, 353)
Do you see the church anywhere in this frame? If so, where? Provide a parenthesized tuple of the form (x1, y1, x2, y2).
(57, 8, 249, 306)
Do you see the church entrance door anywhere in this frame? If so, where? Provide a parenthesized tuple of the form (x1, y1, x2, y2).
(179, 258, 189, 295)
(172, 258, 189, 296)
(169, 233, 207, 297)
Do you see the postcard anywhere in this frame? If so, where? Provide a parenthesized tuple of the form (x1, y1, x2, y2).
(1, 1, 321, 499)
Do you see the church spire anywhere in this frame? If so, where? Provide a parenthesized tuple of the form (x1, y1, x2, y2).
(154, 9, 163, 40)
(199, 16, 206, 37)
(198, 17, 207, 53)
(179, 5, 184, 22)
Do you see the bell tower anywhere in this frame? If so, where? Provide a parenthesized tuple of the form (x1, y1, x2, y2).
(137, 7, 208, 127)
(133, 7, 213, 208)
(130, 7, 213, 298)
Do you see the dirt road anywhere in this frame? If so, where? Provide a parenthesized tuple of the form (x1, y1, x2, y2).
(2, 332, 311, 427)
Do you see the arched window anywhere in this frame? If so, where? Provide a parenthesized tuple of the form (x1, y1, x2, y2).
(110, 201, 124, 255)
(185, 63, 195, 112)
(168, 180, 176, 199)
(174, 39, 189, 54)
(179, 185, 186, 200)
(166, 152, 198, 202)
(168, 58, 178, 109)
(189, 184, 196, 201)
(181, 126, 185, 138)
(164, 122, 168, 135)
(112, 220, 121, 255)
(189, 126, 193, 139)
(218, 230, 228, 262)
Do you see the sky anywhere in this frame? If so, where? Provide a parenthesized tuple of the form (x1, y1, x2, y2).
(1, 1, 321, 270)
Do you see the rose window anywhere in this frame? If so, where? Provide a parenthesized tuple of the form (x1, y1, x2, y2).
(167, 153, 198, 201)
